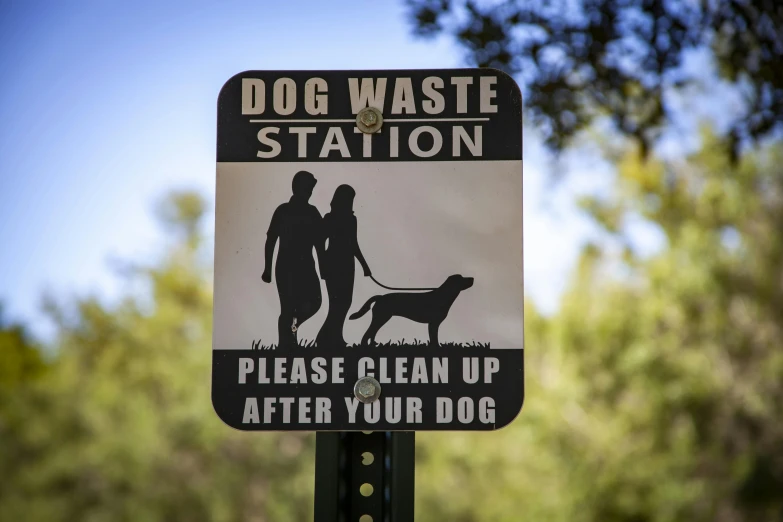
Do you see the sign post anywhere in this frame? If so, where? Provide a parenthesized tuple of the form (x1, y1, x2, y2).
(212, 68, 524, 520)
(313, 431, 414, 522)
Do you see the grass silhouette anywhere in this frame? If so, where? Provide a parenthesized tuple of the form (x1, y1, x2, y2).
(250, 339, 490, 350)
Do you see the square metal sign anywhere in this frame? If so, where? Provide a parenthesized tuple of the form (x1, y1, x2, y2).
(211, 69, 524, 431)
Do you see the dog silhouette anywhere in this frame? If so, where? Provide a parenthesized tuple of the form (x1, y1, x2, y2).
(349, 274, 474, 347)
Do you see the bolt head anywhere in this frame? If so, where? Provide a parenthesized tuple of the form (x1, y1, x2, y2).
(360, 111, 377, 126)
(353, 376, 381, 403)
(356, 107, 383, 134)
(356, 380, 375, 399)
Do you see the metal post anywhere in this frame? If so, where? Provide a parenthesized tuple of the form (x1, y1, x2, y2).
(314, 431, 415, 522)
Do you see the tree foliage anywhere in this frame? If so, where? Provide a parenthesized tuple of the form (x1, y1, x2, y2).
(0, 192, 314, 522)
(2, 136, 783, 520)
(406, 0, 783, 157)
(416, 132, 783, 521)
(0, 306, 47, 398)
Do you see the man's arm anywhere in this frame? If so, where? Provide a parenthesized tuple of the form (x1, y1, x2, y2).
(262, 233, 276, 283)
(314, 210, 327, 279)
(262, 207, 281, 283)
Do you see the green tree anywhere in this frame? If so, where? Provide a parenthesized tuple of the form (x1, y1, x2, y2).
(0, 305, 47, 398)
(3, 140, 782, 521)
(416, 132, 783, 521)
(406, 0, 782, 157)
(0, 191, 314, 522)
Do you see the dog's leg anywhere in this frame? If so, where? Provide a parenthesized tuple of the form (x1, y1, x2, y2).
(360, 316, 376, 346)
(428, 321, 442, 348)
(363, 313, 390, 346)
(360, 325, 373, 346)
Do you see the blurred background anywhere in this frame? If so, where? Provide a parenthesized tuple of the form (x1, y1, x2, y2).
(1, 1, 781, 520)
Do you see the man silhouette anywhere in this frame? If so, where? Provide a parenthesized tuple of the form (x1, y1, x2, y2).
(262, 171, 325, 347)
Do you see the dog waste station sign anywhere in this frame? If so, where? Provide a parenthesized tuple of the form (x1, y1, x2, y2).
(212, 69, 523, 434)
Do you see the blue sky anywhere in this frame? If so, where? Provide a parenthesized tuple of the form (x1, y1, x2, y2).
(0, 0, 614, 339)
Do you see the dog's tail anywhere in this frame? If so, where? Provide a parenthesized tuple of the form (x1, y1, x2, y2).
(349, 296, 380, 320)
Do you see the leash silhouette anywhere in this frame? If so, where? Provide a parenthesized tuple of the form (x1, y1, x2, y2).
(368, 274, 437, 292)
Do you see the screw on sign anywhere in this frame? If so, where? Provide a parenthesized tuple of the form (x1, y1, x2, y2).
(360, 111, 375, 126)
(211, 69, 523, 521)
(356, 106, 383, 134)
(354, 376, 381, 404)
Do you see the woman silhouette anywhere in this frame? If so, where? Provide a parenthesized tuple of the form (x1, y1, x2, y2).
(316, 185, 371, 348)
